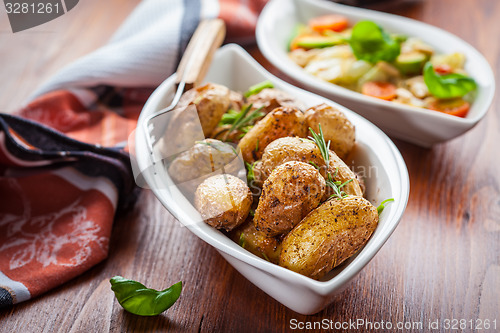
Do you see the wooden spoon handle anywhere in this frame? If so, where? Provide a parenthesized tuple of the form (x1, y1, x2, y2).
(175, 19, 226, 90)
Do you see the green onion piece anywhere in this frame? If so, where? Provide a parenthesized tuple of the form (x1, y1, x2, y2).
(244, 80, 274, 98)
(377, 198, 395, 215)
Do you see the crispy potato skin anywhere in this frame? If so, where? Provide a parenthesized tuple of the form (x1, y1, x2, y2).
(169, 83, 231, 139)
(254, 161, 326, 237)
(305, 103, 355, 160)
(194, 174, 252, 232)
(258, 137, 363, 197)
(230, 221, 282, 264)
(261, 137, 326, 180)
(247, 88, 305, 114)
(238, 107, 307, 163)
(279, 196, 378, 280)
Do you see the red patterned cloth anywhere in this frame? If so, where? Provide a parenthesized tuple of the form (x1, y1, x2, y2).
(0, 0, 268, 307)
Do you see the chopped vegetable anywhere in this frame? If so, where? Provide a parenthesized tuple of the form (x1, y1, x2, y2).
(244, 80, 274, 98)
(288, 23, 308, 51)
(423, 62, 477, 99)
(245, 161, 256, 183)
(377, 198, 394, 215)
(110, 276, 182, 316)
(395, 52, 428, 75)
(219, 104, 265, 141)
(361, 81, 397, 101)
(428, 98, 470, 117)
(294, 35, 345, 49)
(434, 64, 452, 75)
(348, 21, 401, 64)
(309, 14, 349, 33)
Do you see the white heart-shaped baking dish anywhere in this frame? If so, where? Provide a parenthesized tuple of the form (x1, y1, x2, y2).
(135, 44, 409, 314)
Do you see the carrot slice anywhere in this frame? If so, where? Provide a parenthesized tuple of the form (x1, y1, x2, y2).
(361, 81, 397, 101)
(428, 98, 470, 117)
(309, 14, 349, 33)
(434, 64, 453, 75)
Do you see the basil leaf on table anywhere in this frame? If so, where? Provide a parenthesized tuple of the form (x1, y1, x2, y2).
(348, 21, 400, 64)
(110, 276, 182, 316)
(423, 62, 477, 99)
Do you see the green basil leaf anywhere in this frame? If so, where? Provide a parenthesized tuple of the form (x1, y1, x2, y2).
(110, 276, 182, 316)
(423, 62, 477, 99)
(348, 21, 400, 64)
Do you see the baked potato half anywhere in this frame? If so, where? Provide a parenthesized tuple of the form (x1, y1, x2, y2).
(238, 107, 307, 163)
(194, 174, 252, 231)
(168, 139, 240, 183)
(305, 103, 355, 160)
(254, 161, 326, 237)
(280, 196, 378, 280)
(167, 83, 231, 140)
(258, 137, 363, 197)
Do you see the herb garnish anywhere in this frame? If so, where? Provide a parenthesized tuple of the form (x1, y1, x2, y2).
(377, 198, 395, 215)
(246, 161, 256, 183)
(348, 21, 401, 64)
(239, 233, 246, 248)
(308, 124, 330, 168)
(110, 276, 182, 316)
(244, 80, 274, 98)
(218, 104, 264, 141)
(308, 125, 352, 199)
(423, 62, 477, 99)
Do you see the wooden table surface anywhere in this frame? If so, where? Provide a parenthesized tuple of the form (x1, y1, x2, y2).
(1, 0, 499, 332)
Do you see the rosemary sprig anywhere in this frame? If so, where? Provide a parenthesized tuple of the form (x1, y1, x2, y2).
(308, 124, 330, 168)
(308, 126, 353, 200)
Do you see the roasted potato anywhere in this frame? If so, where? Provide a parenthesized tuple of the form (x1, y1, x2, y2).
(254, 161, 326, 237)
(194, 174, 252, 231)
(238, 107, 307, 163)
(230, 220, 282, 263)
(167, 83, 231, 140)
(327, 151, 363, 198)
(168, 139, 239, 183)
(258, 137, 363, 197)
(168, 139, 242, 197)
(229, 90, 245, 110)
(247, 88, 305, 114)
(305, 103, 355, 160)
(260, 137, 327, 181)
(279, 196, 378, 280)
